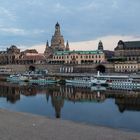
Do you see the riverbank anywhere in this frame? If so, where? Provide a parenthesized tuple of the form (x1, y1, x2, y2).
(0, 109, 140, 140)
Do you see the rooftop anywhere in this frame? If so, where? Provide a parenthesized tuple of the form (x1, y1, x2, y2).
(124, 41, 140, 48)
(54, 50, 104, 55)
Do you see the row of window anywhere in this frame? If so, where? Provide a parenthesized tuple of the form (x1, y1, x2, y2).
(115, 69, 137, 72)
(53, 55, 103, 59)
(115, 65, 138, 69)
(49, 60, 102, 64)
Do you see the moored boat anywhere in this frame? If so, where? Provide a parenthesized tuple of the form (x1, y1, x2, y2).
(65, 77, 92, 86)
(108, 78, 140, 90)
(91, 71, 108, 86)
(65, 72, 108, 86)
(7, 74, 28, 82)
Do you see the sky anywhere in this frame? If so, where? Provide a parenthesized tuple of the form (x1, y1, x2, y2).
(0, 0, 140, 52)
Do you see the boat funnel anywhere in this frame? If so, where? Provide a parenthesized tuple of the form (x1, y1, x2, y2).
(97, 71, 100, 77)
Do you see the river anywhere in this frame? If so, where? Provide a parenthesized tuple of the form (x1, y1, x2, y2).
(0, 81, 140, 132)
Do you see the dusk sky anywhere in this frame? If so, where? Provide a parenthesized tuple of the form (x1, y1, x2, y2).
(0, 0, 140, 52)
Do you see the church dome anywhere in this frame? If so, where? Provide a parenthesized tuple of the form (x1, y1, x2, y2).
(55, 22, 60, 27)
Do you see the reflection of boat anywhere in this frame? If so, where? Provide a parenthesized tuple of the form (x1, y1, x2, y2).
(7, 74, 28, 82)
(109, 82, 140, 90)
(91, 86, 106, 91)
(65, 81, 91, 87)
(29, 77, 58, 85)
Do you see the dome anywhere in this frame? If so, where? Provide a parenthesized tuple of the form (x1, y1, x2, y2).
(55, 22, 60, 27)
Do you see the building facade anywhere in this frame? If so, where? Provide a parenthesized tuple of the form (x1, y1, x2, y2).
(48, 50, 106, 65)
(16, 49, 46, 65)
(114, 40, 140, 62)
(0, 45, 20, 64)
(114, 61, 139, 73)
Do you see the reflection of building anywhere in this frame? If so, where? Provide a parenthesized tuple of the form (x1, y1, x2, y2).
(51, 96, 64, 118)
(0, 84, 20, 103)
(21, 86, 37, 96)
(115, 94, 140, 112)
(50, 86, 106, 103)
(114, 40, 140, 62)
(44, 22, 70, 59)
(48, 86, 106, 118)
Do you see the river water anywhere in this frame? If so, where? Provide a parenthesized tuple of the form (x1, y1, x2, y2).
(0, 81, 140, 132)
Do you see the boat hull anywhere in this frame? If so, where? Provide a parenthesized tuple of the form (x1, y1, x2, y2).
(65, 79, 92, 85)
(109, 82, 140, 90)
(29, 79, 57, 84)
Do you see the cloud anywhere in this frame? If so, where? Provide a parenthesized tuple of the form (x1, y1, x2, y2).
(0, 27, 45, 36)
(0, 0, 140, 48)
(112, 0, 119, 9)
(0, 28, 26, 35)
(70, 35, 140, 51)
(77, 1, 98, 11)
(28, 35, 140, 53)
(0, 7, 16, 21)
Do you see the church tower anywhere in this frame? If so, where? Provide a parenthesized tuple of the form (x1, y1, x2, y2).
(44, 40, 52, 58)
(50, 22, 65, 51)
(65, 41, 70, 51)
(98, 40, 104, 51)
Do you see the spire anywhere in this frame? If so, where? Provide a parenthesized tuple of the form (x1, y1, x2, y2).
(55, 22, 61, 35)
(51, 22, 65, 51)
(44, 40, 50, 54)
(46, 40, 49, 47)
(98, 40, 103, 51)
(55, 22, 60, 27)
(66, 41, 70, 51)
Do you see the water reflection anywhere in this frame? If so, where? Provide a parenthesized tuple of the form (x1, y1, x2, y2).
(1, 82, 140, 131)
(1, 82, 140, 114)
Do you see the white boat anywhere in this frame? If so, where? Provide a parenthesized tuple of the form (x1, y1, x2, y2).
(90, 71, 108, 86)
(7, 74, 28, 82)
(66, 72, 108, 86)
(108, 78, 140, 90)
(65, 77, 92, 86)
(94, 71, 140, 89)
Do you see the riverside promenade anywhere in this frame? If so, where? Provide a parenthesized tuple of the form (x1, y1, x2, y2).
(0, 109, 140, 140)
